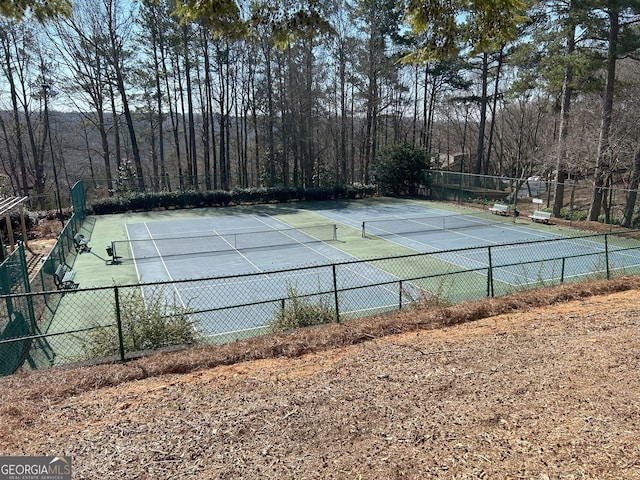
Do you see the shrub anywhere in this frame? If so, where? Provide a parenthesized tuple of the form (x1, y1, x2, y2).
(304, 187, 333, 201)
(270, 187, 296, 203)
(231, 187, 269, 204)
(559, 208, 587, 221)
(270, 285, 335, 332)
(372, 143, 430, 196)
(81, 287, 199, 359)
(333, 185, 347, 199)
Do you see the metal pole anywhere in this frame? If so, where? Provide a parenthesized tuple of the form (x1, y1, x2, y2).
(332, 264, 340, 323)
(114, 286, 126, 362)
(605, 234, 610, 280)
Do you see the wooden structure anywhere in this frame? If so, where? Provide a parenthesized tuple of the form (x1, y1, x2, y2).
(0, 196, 30, 262)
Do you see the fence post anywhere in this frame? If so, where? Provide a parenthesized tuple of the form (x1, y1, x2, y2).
(332, 264, 340, 323)
(561, 257, 566, 284)
(605, 234, 610, 280)
(18, 242, 36, 330)
(487, 246, 494, 297)
(114, 286, 126, 362)
(399, 280, 403, 310)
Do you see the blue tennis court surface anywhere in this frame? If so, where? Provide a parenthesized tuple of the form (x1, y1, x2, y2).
(118, 202, 640, 339)
(123, 214, 350, 281)
(312, 204, 640, 286)
(122, 213, 421, 339)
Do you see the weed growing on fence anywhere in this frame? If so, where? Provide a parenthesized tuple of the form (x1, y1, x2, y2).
(270, 285, 335, 332)
(404, 279, 451, 310)
(80, 287, 199, 359)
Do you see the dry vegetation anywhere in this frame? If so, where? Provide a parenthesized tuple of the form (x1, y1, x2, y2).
(1, 277, 640, 479)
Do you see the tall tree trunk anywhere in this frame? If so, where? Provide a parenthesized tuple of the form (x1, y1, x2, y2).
(108, 81, 123, 174)
(217, 45, 228, 190)
(183, 27, 197, 189)
(158, 16, 180, 191)
(249, 56, 260, 187)
(0, 34, 29, 197)
(107, 6, 144, 192)
(201, 31, 213, 191)
(151, 18, 166, 190)
(622, 147, 640, 227)
(588, 6, 618, 221)
(485, 47, 504, 175)
(474, 52, 489, 176)
(264, 40, 276, 187)
(339, 39, 348, 184)
(553, 21, 576, 217)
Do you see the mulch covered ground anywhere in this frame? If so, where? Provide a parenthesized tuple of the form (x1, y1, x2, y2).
(1, 278, 639, 479)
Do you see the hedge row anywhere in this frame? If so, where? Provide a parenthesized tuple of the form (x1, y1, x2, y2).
(89, 185, 376, 215)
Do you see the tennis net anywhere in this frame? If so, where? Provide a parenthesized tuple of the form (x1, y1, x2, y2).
(110, 223, 338, 263)
(361, 211, 510, 238)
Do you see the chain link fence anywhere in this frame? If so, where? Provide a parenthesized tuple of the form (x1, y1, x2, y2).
(2, 229, 639, 375)
(429, 170, 638, 226)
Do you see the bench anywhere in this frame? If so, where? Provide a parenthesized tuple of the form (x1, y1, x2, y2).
(529, 210, 552, 224)
(489, 203, 511, 216)
(73, 233, 90, 253)
(54, 264, 79, 290)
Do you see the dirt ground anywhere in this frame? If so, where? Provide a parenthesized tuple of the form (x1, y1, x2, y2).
(1, 278, 639, 479)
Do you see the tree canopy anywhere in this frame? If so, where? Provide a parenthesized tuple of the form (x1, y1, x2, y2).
(0, 0, 71, 21)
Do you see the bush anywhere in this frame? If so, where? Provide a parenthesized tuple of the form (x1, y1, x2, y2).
(231, 187, 267, 204)
(81, 287, 199, 359)
(270, 285, 335, 332)
(372, 143, 430, 196)
(270, 187, 297, 203)
(559, 208, 587, 221)
(304, 187, 333, 201)
(89, 184, 370, 214)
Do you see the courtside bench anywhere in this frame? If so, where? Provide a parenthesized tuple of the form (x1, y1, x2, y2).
(529, 210, 552, 224)
(54, 264, 79, 290)
(489, 203, 511, 216)
(73, 233, 90, 253)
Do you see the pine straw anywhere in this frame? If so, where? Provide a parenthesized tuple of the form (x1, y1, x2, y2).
(2, 276, 640, 403)
(2, 276, 640, 479)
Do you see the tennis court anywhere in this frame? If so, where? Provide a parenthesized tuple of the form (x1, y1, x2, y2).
(311, 203, 640, 288)
(87, 200, 640, 340)
(116, 212, 421, 340)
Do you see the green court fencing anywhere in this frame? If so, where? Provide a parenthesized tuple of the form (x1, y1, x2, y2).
(0, 243, 37, 375)
(429, 170, 640, 227)
(31, 181, 87, 293)
(0, 181, 89, 374)
(1, 230, 639, 375)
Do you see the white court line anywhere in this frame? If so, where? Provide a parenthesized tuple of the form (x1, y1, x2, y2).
(250, 215, 401, 296)
(211, 227, 268, 277)
(132, 223, 189, 310)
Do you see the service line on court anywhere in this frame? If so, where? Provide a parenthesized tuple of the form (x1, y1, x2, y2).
(140, 222, 189, 309)
(251, 214, 401, 296)
(211, 227, 268, 277)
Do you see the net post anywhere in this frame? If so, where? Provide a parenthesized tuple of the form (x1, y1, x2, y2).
(361, 221, 365, 238)
(333, 224, 337, 241)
